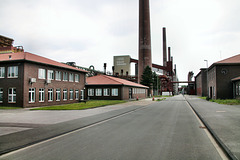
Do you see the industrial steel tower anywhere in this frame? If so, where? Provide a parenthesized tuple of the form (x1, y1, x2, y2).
(138, 0, 152, 83)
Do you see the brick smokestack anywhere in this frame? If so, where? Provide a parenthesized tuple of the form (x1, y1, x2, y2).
(138, 0, 152, 83)
(168, 47, 171, 62)
(163, 27, 167, 75)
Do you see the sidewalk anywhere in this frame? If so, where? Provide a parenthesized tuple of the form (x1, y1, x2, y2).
(185, 95, 240, 160)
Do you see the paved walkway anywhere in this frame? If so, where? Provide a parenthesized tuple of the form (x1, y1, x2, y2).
(185, 95, 240, 160)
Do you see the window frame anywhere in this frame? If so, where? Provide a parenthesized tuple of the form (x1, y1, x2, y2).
(70, 89, 74, 100)
(63, 89, 68, 101)
(0, 67, 5, 78)
(8, 66, 18, 78)
(103, 88, 110, 96)
(8, 88, 16, 103)
(88, 89, 94, 96)
(96, 88, 102, 96)
(56, 89, 61, 101)
(63, 72, 68, 81)
(39, 88, 45, 102)
(55, 71, 61, 81)
(48, 88, 54, 102)
(69, 73, 74, 82)
(38, 68, 46, 79)
(47, 70, 54, 80)
(75, 74, 79, 82)
(29, 88, 35, 103)
(112, 88, 118, 96)
(75, 89, 79, 100)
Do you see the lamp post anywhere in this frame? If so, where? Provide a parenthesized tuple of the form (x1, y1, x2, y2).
(204, 60, 208, 99)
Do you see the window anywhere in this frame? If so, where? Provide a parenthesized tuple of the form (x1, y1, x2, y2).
(213, 86, 215, 97)
(48, 70, 54, 80)
(29, 88, 35, 103)
(48, 88, 53, 101)
(55, 71, 61, 81)
(112, 88, 118, 96)
(69, 73, 74, 82)
(96, 89, 102, 96)
(75, 74, 79, 82)
(80, 90, 84, 100)
(236, 85, 239, 96)
(38, 68, 46, 79)
(0, 67, 5, 78)
(70, 89, 74, 100)
(63, 72, 68, 81)
(0, 88, 3, 103)
(104, 88, 110, 96)
(75, 90, 79, 100)
(8, 88, 16, 103)
(88, 89, 94, 96)
(239, 84, 240, 96)
(39, 88, 45, 102)
(56, 89, 61, 101)
(63, 89, 68, 100)
(8, 66, 18, 78)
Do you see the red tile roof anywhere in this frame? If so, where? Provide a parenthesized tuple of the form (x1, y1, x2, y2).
(215, 54, 240, 64)
(0, 52, 88, 73)
(86, 75, 149, 88)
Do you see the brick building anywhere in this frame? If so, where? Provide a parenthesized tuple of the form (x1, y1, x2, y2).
(195, 68, 207, 97)
(195, 54, 240, 99)
(86, 75, 148, 100)
(0, 52, 87, 108)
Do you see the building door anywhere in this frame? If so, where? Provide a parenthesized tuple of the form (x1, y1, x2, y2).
(129, 88, 133, 99)
(81, 90, 84, 100)
(210, 87, 213, 99)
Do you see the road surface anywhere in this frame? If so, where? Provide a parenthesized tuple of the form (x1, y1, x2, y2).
(0, 95, 224, 160)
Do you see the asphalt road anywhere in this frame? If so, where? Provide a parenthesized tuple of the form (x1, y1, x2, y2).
(0, 95, 223, 160)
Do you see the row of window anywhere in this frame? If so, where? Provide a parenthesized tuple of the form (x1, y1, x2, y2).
(0, 88, 83, 103)
(88, 88, 118, 97)
(0, 88, 16, 103)
(0, 66, 18, 78)
(132, 88, 146, 94)
(38, 68, 80, 82)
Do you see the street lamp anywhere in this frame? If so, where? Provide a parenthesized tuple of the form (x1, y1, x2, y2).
(204, 60, 208, 99)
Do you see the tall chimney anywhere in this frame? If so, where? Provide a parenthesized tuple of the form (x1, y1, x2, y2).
(138, 0, 152, 83)
(104, 63, 107, 75)
(163, 27, 167, 75)
(168, 47, 171, 62)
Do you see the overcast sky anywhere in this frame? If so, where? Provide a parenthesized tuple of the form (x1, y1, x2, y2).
(1, 0, 240, 81)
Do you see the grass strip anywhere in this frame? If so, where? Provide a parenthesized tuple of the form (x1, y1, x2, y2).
(30, 100, 126, 110)
(200, 97, 240, 105)
(0, 107, 22, 109)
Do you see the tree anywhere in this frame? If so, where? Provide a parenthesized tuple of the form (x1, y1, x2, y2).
(140, 66, 153, 89)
